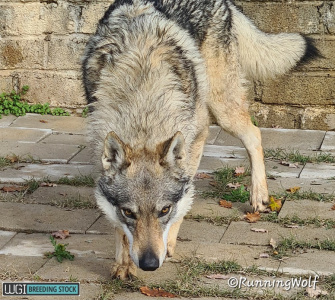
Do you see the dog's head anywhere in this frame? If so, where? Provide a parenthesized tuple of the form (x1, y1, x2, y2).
(96, 131, 193, 271)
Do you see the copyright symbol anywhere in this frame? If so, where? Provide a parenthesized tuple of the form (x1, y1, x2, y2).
(228, 277, 238, 288)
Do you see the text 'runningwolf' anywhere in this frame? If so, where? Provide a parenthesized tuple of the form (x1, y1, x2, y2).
(82, 0, 319, 279)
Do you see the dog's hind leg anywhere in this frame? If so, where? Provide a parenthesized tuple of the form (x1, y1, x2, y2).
(202, 41, 269, 211)
(111, 227, 137, 280)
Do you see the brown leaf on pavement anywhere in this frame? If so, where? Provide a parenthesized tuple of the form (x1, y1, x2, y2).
(1, 186, 27, 192)
(219, 200, 232, 209)
(306, 286, 328, 298)
(39, 119, 48, 123)
(331, 204, 335, 211)
(234, 166, 245, 177)
(51, 230, 70, 239)
(244, 211, 260, 223)
(286, 186, 301, 193)
(140, 286, 177, 298)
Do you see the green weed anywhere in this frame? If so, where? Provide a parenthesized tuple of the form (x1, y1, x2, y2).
(45, 236, 74, 263)
(0, 86, 70, 118)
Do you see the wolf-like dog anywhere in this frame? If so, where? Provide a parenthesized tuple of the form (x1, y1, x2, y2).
(82, 0, 319, 279)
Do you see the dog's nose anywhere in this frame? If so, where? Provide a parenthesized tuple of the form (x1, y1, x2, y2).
(139, 251, 160, 271)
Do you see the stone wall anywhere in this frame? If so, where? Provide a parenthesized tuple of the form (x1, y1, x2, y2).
(0, 0, 334, 130)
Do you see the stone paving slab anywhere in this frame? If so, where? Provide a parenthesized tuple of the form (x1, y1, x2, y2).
(0, 115, 17, 127)
(260, 250, 335, 276)
(36, 256, 112, 281)
(0, 255, 47, 278)
(86, 215, 114, 235)
(0, 163, 95, 183)
(198, 157, 248, 173)
(260, 128, 326, 151)
(40, 133, 88, 146)
(320, 131, 335, 152)
(0, 230, 16, 249)
(0, 233, 114, 260)
(10, 114, 87, 135)
(136, 262, 180, 284)
(206, 125, 221, 145)
(265, 160, 302, 178)
(203, 145, 247, 159)
(0, 202, 100, 233)
(0, 127, 51, 143)
(279, 200, 335, 219)
(189, 196, 251, 218)
(27, 185, 95, 206)
(174, 242, 335, 276)
(1, 141, 82, 163)
(178, 219, 226, 244)
(213, 130, 244, 147)
(299, 163, 335, 179)
(267, 177, 335, 194)
(68, 146, 94, 164)
(221, 221, 335, 246)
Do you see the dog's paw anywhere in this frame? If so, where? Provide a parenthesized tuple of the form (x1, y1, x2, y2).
(250, 184, 269, 212)
(111, 262, 137, 280)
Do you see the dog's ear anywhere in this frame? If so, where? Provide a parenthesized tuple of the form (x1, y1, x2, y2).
(103, 131, 131, 172)
(160, 132, 186, 166)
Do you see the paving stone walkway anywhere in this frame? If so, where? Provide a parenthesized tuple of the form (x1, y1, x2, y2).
(0, 114, 334, 299)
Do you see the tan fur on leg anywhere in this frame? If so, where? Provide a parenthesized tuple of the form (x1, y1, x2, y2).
(167, 218, 184, 257)
(111, 228, 137, 280)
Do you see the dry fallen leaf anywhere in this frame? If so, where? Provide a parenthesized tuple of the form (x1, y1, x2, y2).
(227, 182, 241, 189)
(195, 173, 212, 179)
(1, 186, 27, 192)
(286, 186, 301, 193)
(234, 166, 245, 177)
(306, 286, 328, 298)
(51, 230, 70, 239)
(269, 238, 277, 249)
(205, 274, 230, 280)
(331, 204, 335, 211)
(209, 181, 218, 187)
(219, 200, 232, 209)
(140, 286, 177, 298)
(39, 119, 48, 123)
(244, 211, 260, 223)
(251, 228, 268, 233)
(6, 155, 19, 163)
(268, 196, 282, 212)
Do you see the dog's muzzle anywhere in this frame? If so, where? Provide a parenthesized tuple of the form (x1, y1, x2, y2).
(139, 250, 160, 271)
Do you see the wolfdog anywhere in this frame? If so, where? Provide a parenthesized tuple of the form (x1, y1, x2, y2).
(82, 0, 319, 279)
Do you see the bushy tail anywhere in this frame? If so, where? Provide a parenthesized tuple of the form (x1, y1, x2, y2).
(230, 4, 320, 80)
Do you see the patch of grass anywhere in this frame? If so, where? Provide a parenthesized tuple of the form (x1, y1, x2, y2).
(56, 175, 95, 187)
(264, 148, 335, 164)
(274, 190, 334, 202)
(24, 178, 41, 194)
(201, 166, 251, 203)
(0, 85, 70, 118)
(275, 237, 335, 259)
(45, 236, 74, 263)
(0, 157, 13, 168)
(52, 195, 97, 209)
(262, 212, 335, 229)
(186, 213, 241, 226)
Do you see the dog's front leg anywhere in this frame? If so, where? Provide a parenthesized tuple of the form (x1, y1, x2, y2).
(167, 218, 184, 257)
(111, 227, 137, 280)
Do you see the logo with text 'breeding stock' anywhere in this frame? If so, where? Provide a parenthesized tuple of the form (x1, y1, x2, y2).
(2, 282, 80, 296)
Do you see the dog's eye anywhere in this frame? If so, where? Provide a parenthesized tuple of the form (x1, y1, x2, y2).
(159, 206, 171, 217)
(122, 208, 136, 219)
